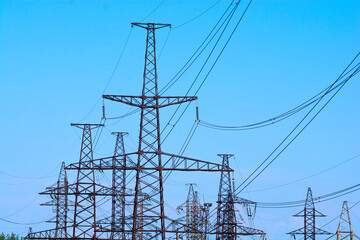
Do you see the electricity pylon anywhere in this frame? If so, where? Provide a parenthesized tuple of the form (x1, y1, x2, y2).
(66, 22, 233, 240)
(288, 187, 330, 240)
(176, 184, 207, 240)
(25, 123, 126, 239)
(325, 201, 360, 240)
(97, 132, 129, 239)
(111, 132, 128, 239)
(70, 123, 103, 239)
(39, 162, 69, 238)
(214, 154, 265, 240)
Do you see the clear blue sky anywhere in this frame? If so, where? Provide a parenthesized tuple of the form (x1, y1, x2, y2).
(1, 0, 359, 239)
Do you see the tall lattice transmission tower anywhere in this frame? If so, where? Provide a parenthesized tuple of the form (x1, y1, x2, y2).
(214, 154, 265, 240)
(39, 162, 69, 238)
(325, 201, 360, 240)
(177, 184, 207, 240)
(288, 187, 330, 240)
(64, 23, 232, 240)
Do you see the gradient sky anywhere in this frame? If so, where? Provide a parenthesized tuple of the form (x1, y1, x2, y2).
(1, 1, 359, 239)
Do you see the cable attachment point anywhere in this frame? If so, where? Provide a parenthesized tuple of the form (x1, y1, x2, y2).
(195, 100, 200, 123)
(102, 98, 106, 120)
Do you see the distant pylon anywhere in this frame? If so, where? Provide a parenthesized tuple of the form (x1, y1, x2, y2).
(215, 154, 265, 240)
(37, 162, 69, 238)
(325, 201, 360, 240)
(70, 123, 103, 239)
(111, 132, 128, 239)
(288, 187, 330, 240)
(51, 162, 68, 237)
(186, 184, 205, 240)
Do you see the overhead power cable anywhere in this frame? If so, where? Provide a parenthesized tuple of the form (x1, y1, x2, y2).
(161, 0, 253, 144)
(0, 215, 50, 225)
(198, 74, 353, 131)
(235, 52, 360, 194)
(255, 183, 360, 209)
(173, 0, 222, 29)
(248, 153, 360, 193)
(78, 28, 133, 122)
(139, 0, 167, 22)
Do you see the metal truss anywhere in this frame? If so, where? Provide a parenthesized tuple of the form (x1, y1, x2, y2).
(325, 201, 360, 240)
(98, 22, 233, 240)
(288, 187, 330, 240)
(214, 154, 265, 240)
(25, 162, 70, 239)
(25, 22, 236, 240)
(176, 184, 207, 240)
(70, 123, 103, 239)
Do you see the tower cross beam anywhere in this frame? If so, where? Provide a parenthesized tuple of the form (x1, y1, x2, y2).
(103, 95, 197, 108)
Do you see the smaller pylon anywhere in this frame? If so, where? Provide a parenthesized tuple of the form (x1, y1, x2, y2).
(40, 162, 69, 238)
(214, 154, 265, 240)
(177, 184, 207, 240)
(111, 132, 128, 239)
(325, 201, 360, 240)
(288, 187, 330, 240)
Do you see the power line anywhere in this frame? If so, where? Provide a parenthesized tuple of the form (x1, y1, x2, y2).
(235, 52, 360, 194)
(173, 0, 223, 29)
(0, 215, 50, 226)
(247, 153, 360, 193)
(78, 28, 133, 122)
(1, 196, 41, 219)
(256, 183, 360, 209)
(198, 74, 354, 131)
(161, 0, 252, 144)
(139, 0, 167, 22)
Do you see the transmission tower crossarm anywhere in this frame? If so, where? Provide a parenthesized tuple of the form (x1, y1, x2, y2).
(103, 95, 197, 108)
(66, 151, 233, 172)
(70, 123, 104, 128)
(131, 22, 171, 29)
(26, 227, 72, 240)
(40, 182, 135, 196)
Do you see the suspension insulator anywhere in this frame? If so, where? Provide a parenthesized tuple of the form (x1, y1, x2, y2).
(102, 99, 106, 120)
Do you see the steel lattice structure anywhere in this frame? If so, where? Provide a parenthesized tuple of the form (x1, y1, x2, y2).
(186, 184, 206, 240)
(97, 132, 129, 239)
(214, 154, 265, 240)
(70, 123, 104, 239)
(176, 184, 207, 240)
(111, 132, 128, 239)
(25, 22, 240, 240)
(39, 162, 69, 238)
(325, 201, 360, 240)
(288, 187, 330, 240)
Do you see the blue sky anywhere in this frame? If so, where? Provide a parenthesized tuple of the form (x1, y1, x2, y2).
(1, 0, 359, 239)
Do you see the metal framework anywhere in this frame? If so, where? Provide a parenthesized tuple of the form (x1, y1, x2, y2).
(25, 163, 73, 239)
(111, 132, 128, 239)
(288, 187, 330, 240)
(325, 201, 360, 240)
(39, 162, 69, 238)
(97, 132, 129, 239)
(25, 22, 237, 240)
(186, 184, 206, 240)
(100, 22, 232, 240)
(176, 184, 207, 240)
(70, 123, 104, 239)
(214, 154, 265, 240)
